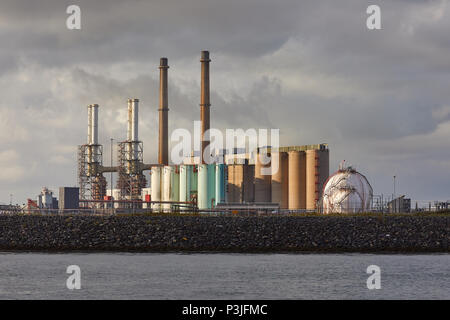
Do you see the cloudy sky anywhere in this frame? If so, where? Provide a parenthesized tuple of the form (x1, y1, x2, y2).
(0, 0, 449, 205)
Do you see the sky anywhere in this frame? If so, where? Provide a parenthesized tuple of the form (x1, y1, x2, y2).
(0, 0, 449, 205)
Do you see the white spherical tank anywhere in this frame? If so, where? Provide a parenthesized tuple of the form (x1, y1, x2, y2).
(322, 165, 373, 214)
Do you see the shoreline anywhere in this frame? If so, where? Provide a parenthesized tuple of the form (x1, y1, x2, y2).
(0, 215, 448, 253)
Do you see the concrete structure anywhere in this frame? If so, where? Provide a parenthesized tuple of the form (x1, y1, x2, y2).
(158, 58, 169, 165)
(306, 147, 329, 210)
(59, 187, 79, 210)
(254, 153, 271, 202)
(227, 164, 254, 203)
(271, 152, 289, 209)
(288, 151, 307, 210)
(388, 196, 411, 213)
(200, 51, 211, 164)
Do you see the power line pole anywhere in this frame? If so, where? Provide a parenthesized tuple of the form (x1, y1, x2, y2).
(110, 138, 114, 211)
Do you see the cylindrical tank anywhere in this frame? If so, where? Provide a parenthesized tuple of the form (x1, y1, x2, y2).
(191, 165, 198, 193)
(197, 164, 208, 209)
(271, 152, 289, 208)
(151, 166, 162, 212)
(288, 151, 306, 210)
(172, 166, 180, 203)
(179, 165, 188, 202)
(207, 164, 216, 208)
(162, 166, 174, 212)
(215, 164, 226, 205)
(254, 153, 271, 202)
(306, 149, 329, 211)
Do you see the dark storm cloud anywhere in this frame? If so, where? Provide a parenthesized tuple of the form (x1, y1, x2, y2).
(0, 0, 449, 203)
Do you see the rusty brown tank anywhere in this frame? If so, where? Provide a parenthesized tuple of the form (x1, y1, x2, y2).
(254, 153, 272, 202)
(288, 151, 306, 209)
(271, 152, 289, 208)
(306, 148, 329, 210)
(227, 163, 255, 203)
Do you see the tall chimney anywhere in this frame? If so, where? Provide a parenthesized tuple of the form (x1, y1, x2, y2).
(128, 98, 139, 161)
(131, 99, 139, 143)
(200, 50, 211, 164)
(87, 104, 93, 145)
(158, 58, 169, 165)
(91, 104, 99, 146)
(127, 99, 132, 142)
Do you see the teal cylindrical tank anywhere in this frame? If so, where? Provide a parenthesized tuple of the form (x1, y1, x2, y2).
(215, 164, 226, 205)
(190, 165, 198, 193)
(197, 164, 208, 209)
(207, 164, 216, 208)
(179, 165, 188, 202)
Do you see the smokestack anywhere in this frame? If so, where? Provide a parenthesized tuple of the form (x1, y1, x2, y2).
(87, 104, 92, 145)
(158, 57, 169, 165)
(127, 99, 132, 142)
(131, 99, 139, 142)
(91, 104, 99, 145)
(200, 50, 211, 164)
(127, 98, 139, 161)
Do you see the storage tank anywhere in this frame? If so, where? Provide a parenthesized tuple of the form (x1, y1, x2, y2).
(172, 165, 180, 203)
(215, 164, 226, 205)
(306, 148, 329, 210)
(322, 165, 373, 214)
(288, 151, 306, 210)
(179, 165, 189, 203)
(207, 164, 216, 208)
(271, 152, 289, 208)
(151, 166, 162, 212)
(254, 153, 271, 202)
(162, 166, 179, 212)
(197, 164, 208, 209)
(227, 164, 241, 203)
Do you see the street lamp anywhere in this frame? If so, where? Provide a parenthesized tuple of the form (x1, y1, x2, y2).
(393, 175, 396, 199)
(110, 138, 114, 210)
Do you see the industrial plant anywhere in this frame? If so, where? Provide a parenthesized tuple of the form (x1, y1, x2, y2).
(64, 50, 338, 214)
(0, 50, 447, 215)
(12, 50, 443, 215)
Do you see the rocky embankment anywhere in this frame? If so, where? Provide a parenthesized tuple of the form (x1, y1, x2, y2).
(0, 215, 448, 252)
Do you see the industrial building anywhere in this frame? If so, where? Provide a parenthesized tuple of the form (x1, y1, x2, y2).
(76, 51, 330, 213)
